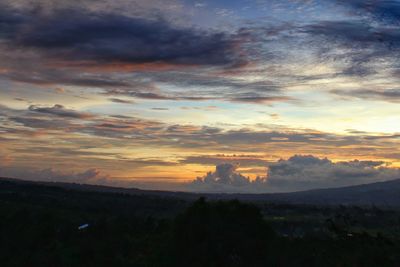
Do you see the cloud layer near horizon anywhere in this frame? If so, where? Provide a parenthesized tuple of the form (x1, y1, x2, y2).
(189, 155, 400, 193)
(2, 155, 399, 193)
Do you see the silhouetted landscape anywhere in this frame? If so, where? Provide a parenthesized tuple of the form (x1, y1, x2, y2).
(2, 177, 400, 266)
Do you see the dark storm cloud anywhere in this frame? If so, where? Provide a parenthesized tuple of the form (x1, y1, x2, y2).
(0, 7, 244, 67)
(29, 104, 95, 119)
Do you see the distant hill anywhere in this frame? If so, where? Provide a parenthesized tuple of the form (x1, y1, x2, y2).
(239, 179, 400, 207)
(1, 177, 400, 207)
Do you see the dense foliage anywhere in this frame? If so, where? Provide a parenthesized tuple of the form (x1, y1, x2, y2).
(1, 180, 400, 266)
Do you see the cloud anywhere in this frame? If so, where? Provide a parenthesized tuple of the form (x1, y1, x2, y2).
(108, 98, 135, 104)
(304, 20, 400, 47)
(190, 163, 253, 192)
(3, 101, 398, 153)
(3, 67, 132, 87)
(331, 88, 400, 102)
(105, 90, 291, 104)
(1, 0, 399, 105)
(0, 166, 110, 184)
(0, 162, 190, 190)
(229, 95, 293, 104)
(0, 3, 296, 104)
(2, 104, 380, 149)
(181, 155, 270, 167)
(263, 7, 400, 85)
(302, 19, 400, 67)
(136, 71, 281, 92)
(266, 155, 400, 192)
(123, 158, 179, 166)
(335, 0, 400, 25)
(0, 6, 245, 68)
(302, 19, 400, 79)
(28, 104, 95, 119)
(188, 155, 400, 193)
(120, 92, 214, 101)
(3, 101, 400, 173)
(10, 116, 75, 130)
(3, 155, 399, 193)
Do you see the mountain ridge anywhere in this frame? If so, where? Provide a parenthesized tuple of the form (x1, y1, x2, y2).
(1, 176, 400, 207)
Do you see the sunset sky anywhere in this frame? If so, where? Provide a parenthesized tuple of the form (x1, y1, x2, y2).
(1, 0, 400, 192)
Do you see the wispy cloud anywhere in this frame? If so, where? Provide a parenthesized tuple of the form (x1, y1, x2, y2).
(331, 88, 400, 102)
(28, 104, 95, 119)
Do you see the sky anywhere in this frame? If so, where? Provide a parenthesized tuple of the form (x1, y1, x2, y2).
(0, 0, 400, 193)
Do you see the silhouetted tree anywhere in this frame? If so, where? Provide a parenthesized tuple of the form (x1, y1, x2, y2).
(173, 198, 276, 267)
